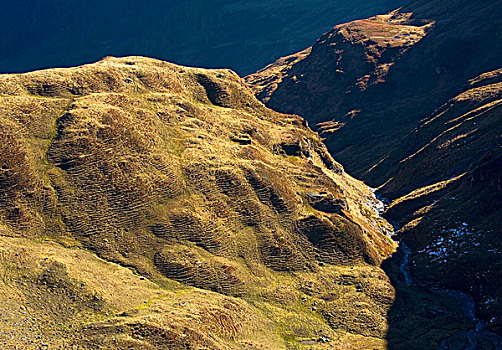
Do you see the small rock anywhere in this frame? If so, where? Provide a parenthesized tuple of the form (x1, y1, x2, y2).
(300, 340, 317, 345)
(307, 193, 347, 213)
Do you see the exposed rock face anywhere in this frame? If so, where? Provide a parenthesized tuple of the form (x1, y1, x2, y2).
(273, 131, 311, 157)
(0, 56, 396, 348)
(247, 0, 502, 333)
(306, 192, 347, 213)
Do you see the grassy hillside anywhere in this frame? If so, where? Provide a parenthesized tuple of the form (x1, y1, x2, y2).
(0, 56, 400, 348)
(247, 0, 501, 180)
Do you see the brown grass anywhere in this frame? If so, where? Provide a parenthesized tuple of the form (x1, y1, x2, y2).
(0, 56, 397, 349)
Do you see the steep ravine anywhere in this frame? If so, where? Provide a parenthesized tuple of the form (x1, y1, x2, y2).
(395, 241, 502, 349)
(361, 195, 483, 348)
(354, 191, 499, 348)
(0, 54, 499, 348)
(383, 217, 502, 349)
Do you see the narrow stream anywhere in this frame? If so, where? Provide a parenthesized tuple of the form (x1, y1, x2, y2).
(369, 190, 501, 348)
(399, 242, 502, 350)
(398, 242, 413, 287)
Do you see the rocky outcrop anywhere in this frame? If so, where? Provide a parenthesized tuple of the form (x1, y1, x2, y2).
(306, 192, 347, 213)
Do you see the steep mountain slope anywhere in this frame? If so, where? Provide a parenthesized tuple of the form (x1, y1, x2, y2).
(383, 71, 502, 332)
(247, 0, 502, 334)
(0, 0, 408, 76)
(0, 56, 401, 348)
(247, 0, 501, 180)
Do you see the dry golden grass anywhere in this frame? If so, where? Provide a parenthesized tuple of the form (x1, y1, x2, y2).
(246, 11, 432, 99)
(0, 56, 396, 348)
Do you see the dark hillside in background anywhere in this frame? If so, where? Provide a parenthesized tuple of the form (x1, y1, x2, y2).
(0, 0, 407, 76)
